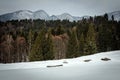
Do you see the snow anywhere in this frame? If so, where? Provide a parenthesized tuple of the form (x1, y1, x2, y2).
(0, 10, 86, 22)
(0, 50, 120, 80)
(0, 10, 33, 21)
(0, 10, 120, 22)
(33, 10, 50, 20)
(57, 13, 75, 21)
(108, 11, 120, 21)
(50, 15, 58, 20)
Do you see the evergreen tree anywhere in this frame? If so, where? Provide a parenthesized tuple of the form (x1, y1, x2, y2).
(29, 28, 54, 61)
(98, 23, 114, 51)
(56, 25, 65, 35)
(84, 23, 97, 55)
(0, 15, 120, 63)
(112, 15, 114, 21)
(66, 28, 79, 58)
(28, 29, 34, 55)
(104, 13, 108, 21)
(44, 29, 54, 60)
(29, 29, 45, 61)
(79, 33, 85, 56)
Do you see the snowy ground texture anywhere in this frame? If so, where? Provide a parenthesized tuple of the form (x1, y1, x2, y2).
(0, 50, 120, 80)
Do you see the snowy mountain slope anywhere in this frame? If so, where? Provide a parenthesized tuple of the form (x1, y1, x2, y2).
(50, 15, 58, 20)
(108, 11, 120, 21)
(0, 10, 33, 21)
(74, 16, 90, 21)
(0, 51, 120, 80)
(57, 13, 75, 21)
(0, 10, 120, 22)
(0, 10, 89, 22)
(33, 10, 50, 20)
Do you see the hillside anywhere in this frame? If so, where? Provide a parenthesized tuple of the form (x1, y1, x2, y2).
(0, 51, 120, 80)
(0, 15, 120, 63)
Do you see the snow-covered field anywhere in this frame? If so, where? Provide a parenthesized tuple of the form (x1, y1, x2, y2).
(0, 51, 120, 80)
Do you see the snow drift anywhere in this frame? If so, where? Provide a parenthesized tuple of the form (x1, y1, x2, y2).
(0, 50, 120, 80)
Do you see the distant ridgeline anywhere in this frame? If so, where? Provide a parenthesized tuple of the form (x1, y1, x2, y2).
(0, 10, 120, 22)
(0, 14, 120, 63)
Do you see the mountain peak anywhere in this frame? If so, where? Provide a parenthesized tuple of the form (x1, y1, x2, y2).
(50, 15, 58, 20)
(33, 10, 49, 20)
(57, 13, 74, 21)
(0, 10, 120, 22)
(35, 10, 46, 13)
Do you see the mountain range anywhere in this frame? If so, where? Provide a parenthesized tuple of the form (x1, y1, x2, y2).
(0, 10, 120, 22)
(108, 11, 120, 21)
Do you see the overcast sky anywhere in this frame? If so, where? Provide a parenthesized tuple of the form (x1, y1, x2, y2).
(0, 0, 120, 16)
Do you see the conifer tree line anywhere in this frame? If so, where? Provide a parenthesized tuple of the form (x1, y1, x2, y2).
(0, 14, 120, 63)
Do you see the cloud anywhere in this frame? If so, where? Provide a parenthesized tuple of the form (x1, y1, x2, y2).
(0, 0, 120, 16)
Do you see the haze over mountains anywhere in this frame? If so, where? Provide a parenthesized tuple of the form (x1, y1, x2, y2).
(0, 10, 120, 22)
